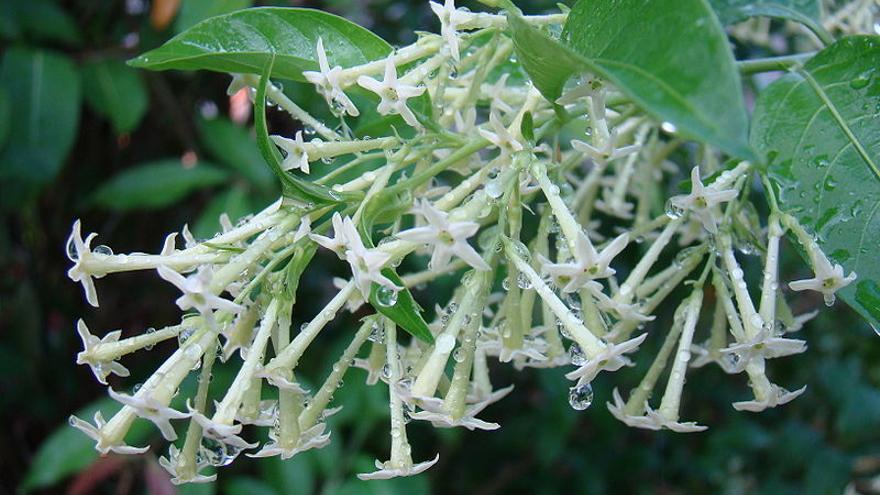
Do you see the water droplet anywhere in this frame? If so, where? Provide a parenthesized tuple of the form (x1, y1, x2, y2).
(485, 179, 504, 199)
(178, 327, 195, 345)
(568, 343, 587, 366)
(382, 363, 392, 379)
(660, 122, 677, 134)
(517, 272, 532, 289)
(94, 245, 113, 256)
(453, 348, 465, 363)
(850, 71, 871, 90)
(376, 286, 398, 307)
(369, 323, 385, 344)
(665, 199, 684, 219)
(568, 383, 594, 410)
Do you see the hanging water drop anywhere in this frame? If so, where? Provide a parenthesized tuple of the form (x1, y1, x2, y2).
(568, 383, 594, 410)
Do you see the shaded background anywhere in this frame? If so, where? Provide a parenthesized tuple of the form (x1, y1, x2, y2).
(1, 0, 879, 494)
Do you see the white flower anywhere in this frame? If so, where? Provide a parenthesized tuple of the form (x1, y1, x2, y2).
(488, 73, 513, 114)
(66, 220, 106, 307)
(789, 249, 856, 305)
(327, 215, 399, 297)
(248, 422, 332, 460)
(720, 330, 807, 365)
(689, 342, 741, 374)
(429, 0, 466, 61)
(478, 109, 524, 154)
(188, 404, 258, 450)
(540, 231, 629, 292)
(357, 56, 425, 127)
(732, 384, 807, 412)
(357, 453, 440, 480)
(303, 38, 359, 116)
(564, 333, 647, 385)
(555, 74, 601, 106)
(108, 388, 190, 441)
(157, 265, 243, 317)
(668, 167, 738, 233)
(76, 320, 130, 384)
(68, 411, 149, 455)
(607, 389, 707, 432)
(410, 385, 513, 430)
(396, 199, 490, 272)
(310, 212, 348, 257)
(271, 131, 311, 173)
(571, 129, 640, 166)
(159, 444, 217, 485)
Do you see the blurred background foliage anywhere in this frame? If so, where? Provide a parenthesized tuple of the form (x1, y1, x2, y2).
(0, 0, 878, 494)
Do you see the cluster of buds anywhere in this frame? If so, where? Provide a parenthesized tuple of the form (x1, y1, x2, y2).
(66, 0, 856, 483)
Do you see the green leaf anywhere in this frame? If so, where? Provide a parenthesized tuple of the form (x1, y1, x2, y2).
(0, 48, 80, 187)
(82, 59, 148, 134)
(130, 7, 392, 82)
(21, 398, 152, 491)
(707, 0, 832, 44)
(369, 268, 434, 345)
(509, 0, 755, 159)
(751, 35, 880, 328)
(708, 0, 820, 25)
(92, 159, 230, 210)
(253, 59, 361, 205)
(174, 0, 254, 34)
(197, 116, 275, 189)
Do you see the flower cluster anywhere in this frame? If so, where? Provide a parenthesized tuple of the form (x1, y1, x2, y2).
(67, 0, 856, 483)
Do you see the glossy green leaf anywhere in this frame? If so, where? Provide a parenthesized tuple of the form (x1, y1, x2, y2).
(130, 7, 392, 82)
(174, 0, 254, 34)
(253, 60, 361, 205)
(751, 35, 880, 328)
(0, 48, 80, 187)
(20, 398, 152, 491)
(510, 0, 754, 160)
(197, 116, 275, 189)
(92, 159, 229, 210)
(708, 0, 831, 44)
(709, 0, 820, 25)
(82, 59, 148, 134)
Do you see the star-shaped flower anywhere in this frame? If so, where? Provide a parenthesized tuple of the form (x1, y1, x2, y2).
(310, 212, 349, 258)
(357, 454, 440, 480)
(571, 129, 640, 167)
(188, 404, 258, 450)
(409, 385, 513, 430)
(720, 330, 807, 366)
(429, 0, 466, 61)
(540, 231, 629, 292)
(157, 265, 243, 317)
(668, 167, 739, 233)
(396, 199, 489, 272)
(564, 333, 647, 385)
(270, 131, 311, 173)
(66, 220, 107, 307)
(69, 411, 150, 455)
(248, 422, 332, 460)
(76, 320, 130, 384)
(303, 38, 359, 116)
(340, 216, 400, 297)
(108, 388, 190, 441)
(159, 444, 217, 485)
(357, 56, 425, 127)
(789, 249, 856, 306)
(732, 384, 807, 412)
(607, 389, 707, 432)
(478, 109, 524, 155)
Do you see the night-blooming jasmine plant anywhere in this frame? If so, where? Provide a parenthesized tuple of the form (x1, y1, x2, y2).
(65, 0, 878, 484)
